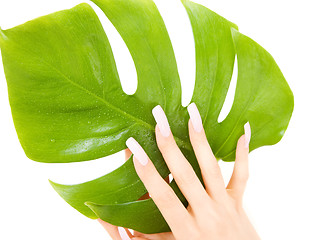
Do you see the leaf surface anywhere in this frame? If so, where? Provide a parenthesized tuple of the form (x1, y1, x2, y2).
(0, 0, 294, 234)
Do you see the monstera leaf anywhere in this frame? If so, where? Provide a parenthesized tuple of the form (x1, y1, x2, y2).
(0, 0, 293, 234)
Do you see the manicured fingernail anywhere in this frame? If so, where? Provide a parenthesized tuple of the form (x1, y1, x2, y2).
(152, 105, 171, 137)
(187, 102, 203, 133)
(244, 122, 251, 148)
(118, 227, 131, 240)
(126, 137, 148, 166)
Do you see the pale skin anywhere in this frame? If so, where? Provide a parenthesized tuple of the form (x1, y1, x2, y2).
(98, 103, 260, 240)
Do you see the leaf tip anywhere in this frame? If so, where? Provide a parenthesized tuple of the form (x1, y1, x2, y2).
(84, 202, 100, 216)
(230, 27, 239, 36)
(0, 27, 8, 48)
(84, 201, 99, 208)
(48, 179, 63, 192)
(0, 27, 4, 42)
(48, 178, 56, 186)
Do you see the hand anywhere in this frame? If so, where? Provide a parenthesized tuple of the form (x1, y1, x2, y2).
(99, 103, 260, 240)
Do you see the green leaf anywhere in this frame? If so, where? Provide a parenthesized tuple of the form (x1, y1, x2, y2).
(85, 176, 187, 233)
(86, 199, 170, 233)
(0, 3, 136, 162)
(50, 156, 147, 219)
(0, 0, 293, 234)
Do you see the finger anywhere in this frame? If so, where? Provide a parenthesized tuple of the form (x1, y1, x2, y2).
(227, 122, 251, 200)
(97, 219, 119, 239)
(133, 231, 175, 240)
(187, 103, 227, 201)
(125, 148, 132, 161)
(125, 148, 151, 200)
(126, 137, 192, 234)
(97, 219, 133, 240)
(119, 227, 134, 240)
(134, 231, 175, 240)
(152, 105, 210, 211)
(138, 176, 169, 201)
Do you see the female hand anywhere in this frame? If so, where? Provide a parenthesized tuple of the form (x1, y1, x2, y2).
(99, 103, 260, 240)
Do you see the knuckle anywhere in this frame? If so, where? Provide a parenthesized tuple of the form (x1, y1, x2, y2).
(153, 188, 178, 208)
(174, 167, 196, 186)
(141, 162, 157, 179)
(192, 135, 208, 150)
(190, 130, 202, 142)
(208, 164, 222, 178)
(156, 135, 176, 151)
(156, 137, 168, 150)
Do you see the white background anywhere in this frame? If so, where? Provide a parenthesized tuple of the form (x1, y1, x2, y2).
(0, 0, 314, 239)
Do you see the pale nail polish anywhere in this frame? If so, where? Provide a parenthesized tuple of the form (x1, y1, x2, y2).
(152, 105, 171, 137)
(118, 227, 131, 240)
(187, 103, 203, 133)
(126, 137, 148, 166)
(244, 122, 251, 148)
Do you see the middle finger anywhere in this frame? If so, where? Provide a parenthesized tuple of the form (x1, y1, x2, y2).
(152, 105, 211, 211)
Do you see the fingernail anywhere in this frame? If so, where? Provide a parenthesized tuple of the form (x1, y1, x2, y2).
(118, 227, 131, 240)
(187, 102, 203, 133)
(126, 137, 148, 166)
(244, 122, 251, 148)
(152, 105, 171, 137)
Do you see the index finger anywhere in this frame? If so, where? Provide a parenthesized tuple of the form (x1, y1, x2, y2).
(126, 137, 192, 234)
